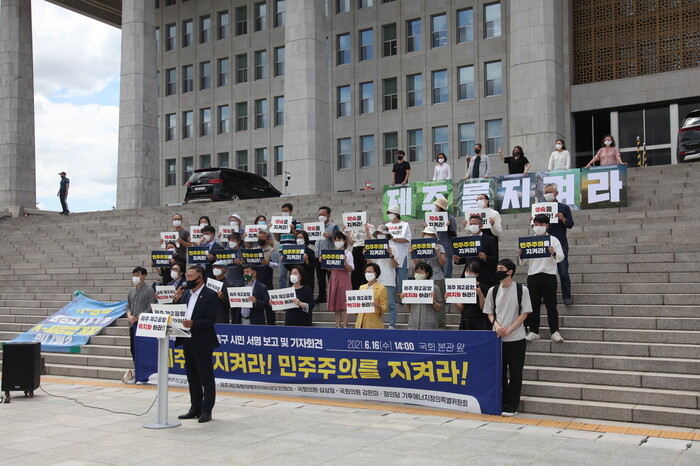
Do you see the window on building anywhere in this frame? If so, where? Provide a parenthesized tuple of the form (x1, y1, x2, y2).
(255, 99, 268, 128)
(200, 154, 211, 168)
(458, 65, 475, 100)
(183, 156, 194, 182)
(486, 119, 503, 154)
(218, 105, 230, 134)
(338, 85, 352, 117)
(407, 73, 422, 107)
(382, 23, 397, 57)
(182, 20, 193, 47)
(155, 27, 161, 53)
(218, 152, 230, 168)
(359, 0, 374, 7)
(200, 61, 211, 90)
(165, 68, 176, 95)
(407, 129, 423, 162)
(484, 3, 501, 39)
(432, 69, 448, 104)
(217, 11, 229, 40)
(337, 33, 351, 65)
(165, 23, 176, 51)
(200, 15, 211, 43)
(254, 50, 268, 80)
(274, 0, 285, 27)
(236, 6, 248, 35)
(274, 96, 285, 126)
(360, 135, 375, 167)
(383, 132, 398, 165)
(458, 123, 475, 158)
(383, 77, 398, 111)
(200, 108, 211, 136)
(485, 60, 502, 96)
(432, 126, 448, 158)
(165, 0, 176, 6)
(165, 159, 177, 186)
(255, 148, 268, 177)
(236, 150, 248, 171)
(406, 19, 422, 53)
(274, 146, 284, 176)
(236, 54, 248, 83)
(182, 111, 193, 139)
(337, 0, 350, 13)
(359, 29, 374, 61)
(218, 58, 229, 87)
(338, 138, 352, 170)
(182, 65, 193, 93)
(456, 8, 473, 43)
(274, 47, 285, 76)
(431, 14, 447, 48)
(236, 102, 248, 131)
(254, 2, 267, 31)
(359, 82, 374, 114)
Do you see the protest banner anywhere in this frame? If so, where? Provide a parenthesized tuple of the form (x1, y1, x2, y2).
(187, 246, 210, 264)
(189, 226, 202, 242)
(386, 222, 408, 239)
(538, 169, 581, 210)
(281, 245, 305, 264)
(151, 250, 173, 267)
(320, 250, 346, 269)
(342, 212, 367, 231)
(518, 235, 552, 259)
(151, 303, 187, 327)
(383, 181, 454, 221)
(303, 222, 324, 242)
(244, 225, 262, 243)
(402, 280, 434, 304)
(134, 325, 502, 415)
(581, 165, 628, 209)
(363, 239, 390, 259)
(241, 248, 264, 264)
(268, 287, 297, 311)
(269, 216, 292, 234)
(496, 173, 536, 214)
(227, 287, 253, 308)
(424, 211, 447, 231)
(445, 278, 477, 304)
(135, 313, 169, 338)
(451, 236, 482, 258)
(464, 208, 491, 229)
(456, 178, 497, 217)
(345, 289, 376, 314)
(531, 202, 559, 223)
(213, 249, 236, 266)
(410, 239, 437, 259)
(155, 285, 176, 304)
(219, 225, 234, 238)
(206, 278, 223, 293)
(160, 232, 178, 244)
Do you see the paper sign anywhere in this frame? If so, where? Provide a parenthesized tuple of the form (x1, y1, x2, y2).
(343, 212, 367, 231)
(244, 225, 262, 243)
(269, 216, 292, 234)
(465, 209, 491, 229)
(445, 278, 477, 304)
(519, 235, 552, 259)
(268, 287, 297, 311)
(304, 222, 324, 242)
(214, 249, 236, 267)
(160, 232, 178, 244)
(151, 303, 188, 328)
(135, 313, 170, 338)
(227, 287, 253, 308)
(189, 226, 202, 242)
(206, 278, 223, 293)
(424, 212, 448, 231)
(155, 285, 176, 304)
(241, 248, 264, 264)
(452, 236, 482, 258)
(531, 202, 559, 223)
(320, 250, 346, 269)
(411, 239, 437, 259)
(281, 245, 305, 264)
(219, 225, 235, 237)
(402, 280, 434, 304)
(187, 246, 210, 264)
(151, 250, 173, 267)
(364, 239, 390, 259)
(386, 222, 408, 239)
(345, 289, 376, 314)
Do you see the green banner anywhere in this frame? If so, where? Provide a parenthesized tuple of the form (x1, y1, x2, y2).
(383, 181, 454, 221)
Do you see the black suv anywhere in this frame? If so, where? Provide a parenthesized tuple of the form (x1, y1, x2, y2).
(678, 109, 700, 163)
(184, 168, 282, 203)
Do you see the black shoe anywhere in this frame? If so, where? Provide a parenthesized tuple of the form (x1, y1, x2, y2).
(178, 410, 200, 419)
(198, 412, 212, 423)
(563, 297, 573, 306)
(315, 296, 326, 304)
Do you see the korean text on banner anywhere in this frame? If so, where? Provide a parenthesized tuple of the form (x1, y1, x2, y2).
(342, 212, 367, 231)
(445, 278, 477, 304)
(160, 232, 178, 244)
(228, 287, 253, 308)
(519, 235, 552, 259)
(269, 216, 292, 234)
(321, 250, 346, 269)
(155, 285, 176, 304)
(135, 313, 169, 338)
(241, 248, 264, 264)
(424, 211, 447, 231)
(214, 249, 236, 266)
(151, 250, 173, 267)
(402, 280, 434, 304)
(151, 303, 187, 327)
(452, 236, 482, 258)
(531, 202, 559, 223)
(187, 246, 210, 265)
(281, 245, 305, 264)
(386, 222, 408, 239)
(189, 226, 202, 242)
(206, 278, 223, 293)
(304, 222, 324, 242)
(364, 239, 390, 259)
(411, 239, 437, 259)
(345, 289, 375, 314)
(464, 209, 491, 229)
(244, 225, 262, 243)
(268, 287, 297, 311)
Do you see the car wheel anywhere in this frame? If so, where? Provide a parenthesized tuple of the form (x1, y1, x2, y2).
(230, 193, 241, 201)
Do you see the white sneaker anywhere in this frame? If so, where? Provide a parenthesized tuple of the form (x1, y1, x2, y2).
(551, 331, 564, 343)
(389, 325, 395, 329)
(525, 332, 540, 342)
(501, 411, 518, 417)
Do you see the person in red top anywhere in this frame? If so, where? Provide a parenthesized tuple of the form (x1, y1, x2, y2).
(585, 135, 625, 167)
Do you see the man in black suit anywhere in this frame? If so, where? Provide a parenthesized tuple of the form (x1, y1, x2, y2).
(237, 264, 271, 325)
(455, 214, 499, 291)
(173, 265, 220, 423)
(200, 225, 225, 278)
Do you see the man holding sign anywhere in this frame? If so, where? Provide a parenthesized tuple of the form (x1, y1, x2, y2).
(543, 183, 575, 306)
(386, 205, 412, 295)
(455, 215, 498, 290)
(432, 197, 457, 280)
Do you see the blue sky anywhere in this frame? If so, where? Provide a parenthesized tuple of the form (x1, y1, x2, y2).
(32, 0, 121, 213)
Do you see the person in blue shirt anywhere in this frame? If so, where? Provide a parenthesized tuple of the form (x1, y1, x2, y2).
(57, 171, 70, 214)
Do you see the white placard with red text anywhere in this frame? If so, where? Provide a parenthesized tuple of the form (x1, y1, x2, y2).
(345, 289, 376, 314)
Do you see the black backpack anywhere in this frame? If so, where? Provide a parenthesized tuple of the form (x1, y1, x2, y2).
(491, 282, 523, 324)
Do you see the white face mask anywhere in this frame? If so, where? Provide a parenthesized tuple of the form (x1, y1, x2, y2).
(228, 241, 238, 249)
(213, 268, 225, 277)
(334, 241, 345, 249)
(202, 235, 212, 243)
(604, 139, 612, 146)
(281, 212, 290, 216)
(388, 213, 397, 221)
(533, 225, 547, 235)
(376, 234, 386, 239)
(544, 193, 556, 202)
(199, 223, 208, 228)
(365, 272, 376, 282)
(319, 215, 328, 223)
(476, 199, 487, 209)
(438, 158, 445, 164)
(296, 238, 306, 245)
(555, 144, 563, 151)
(172, 220, 182, 227)
(467, 224, 480, 234)
(170, 270, 180, 280)
(230, 221, 239, 228)
(132, 276, 142, 285)
(465, 273, 476, 279)
(290, 274, 300, 284)
(414, 273, 426, 281)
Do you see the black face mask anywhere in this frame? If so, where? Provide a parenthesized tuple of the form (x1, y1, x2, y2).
(257, 239, 267, 247)
(474, 148, 481, 155)
(397, 156, 404, 161)
(495, 270, 509, 281)
(185, 278, 200, 289)
(513, 151, 521, 157)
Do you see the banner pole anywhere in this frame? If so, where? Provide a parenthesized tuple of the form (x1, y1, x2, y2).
(144, 337, 180, 429)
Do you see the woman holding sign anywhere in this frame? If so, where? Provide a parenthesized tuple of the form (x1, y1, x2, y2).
(355, 264, 387, 329)
(286, 266, 315, 326)
(327, 231, 355, 328)
(403, 263, 442, 330)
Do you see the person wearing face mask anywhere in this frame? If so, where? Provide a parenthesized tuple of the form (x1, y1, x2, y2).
(386, 205, 412, 299)
(167, 262, 187, 289)
(228, 213, 245, 236)
(498, 145, 530, 175)
(223, 232, 246, 287)
(235, 264, 271, 325)
(172, 266, 220, 423)
(355, 263, 388, 329)
(541, 183, 575, 305)
(432, 153, 451, 181)
(548, 139, 571, 170)
(410, 226, 447, 328)
(197, 216, 211, 228)
(345, 222, 373, 291)
(326, 231, 355, 328)
(464, 143, 491, 180)
(314, 206, 339, 303)
(585, 134, 625, 167)
(254, 215, 268, 230)
(404, 262, 442, 330)
(391, 150, 411, 186)
(169, 213, 192, 255)
(288, 231, 316, 293)
(199, 225, 225, 279)
(286, 265, 315, 326)
(152, 241, 181, 290)
(125, 267, 157, 370)
(465, 194, 503, 250)
(453, 261, 490, 330)
(432, 197, 458, 280)
(210, 261, 235, 324)
(517, 214, 565, 343)
(255, 231, 279, 324)
(276, 203, 301, 289)
(366, 225, 399, 328)
(483, 259, 533, 417)
(456, 214, 499, 291)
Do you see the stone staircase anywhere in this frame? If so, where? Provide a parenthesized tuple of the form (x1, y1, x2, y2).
(0, 163, 699, 428)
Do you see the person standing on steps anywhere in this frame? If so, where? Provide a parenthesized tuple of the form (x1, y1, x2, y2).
(125, 266, 157, 382)
(543, 183, 575, 306)
(464, 143, 490, 180)
(391, 150, 411, 185)
(585, 134, 626, 167)
(315, 206, 339, 303)
(498, 146, 530, 175)
(57, 171, 70, 215)
(548, 139, 571, 170)
(432, 153, 451, 180)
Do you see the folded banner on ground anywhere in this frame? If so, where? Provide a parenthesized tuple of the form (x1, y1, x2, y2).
(10, 294, 126, 353)
(134, 325, 501, 415)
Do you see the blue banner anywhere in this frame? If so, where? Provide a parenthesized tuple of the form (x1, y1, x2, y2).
(10, 295, 126, 353)
(135, 325, 502, 415)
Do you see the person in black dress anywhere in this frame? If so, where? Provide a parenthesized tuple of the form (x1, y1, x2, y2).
(286, 265, 315, 326)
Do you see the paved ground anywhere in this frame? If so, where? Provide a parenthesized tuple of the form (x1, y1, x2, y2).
(0, 378, 697, 465)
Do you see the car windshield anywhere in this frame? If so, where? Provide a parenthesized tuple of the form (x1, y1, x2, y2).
(188, 170, 222, 183)
(682, 116, 700, 129)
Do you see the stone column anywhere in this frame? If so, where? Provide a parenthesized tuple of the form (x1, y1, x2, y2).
(507, 0, 566, 168)
(283, 0, 331, 195)
(0, 0, 36, 212)
(116, 0, 160, 209)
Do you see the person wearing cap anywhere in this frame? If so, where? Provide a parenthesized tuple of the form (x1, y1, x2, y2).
(409, 226, 447, 327)
(57, 171, 70, 215)
(386, 205, 412, 297)
(210, 261, 236, 324)
(365, 225, 399, 328)
(228, 213, 245, 236)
